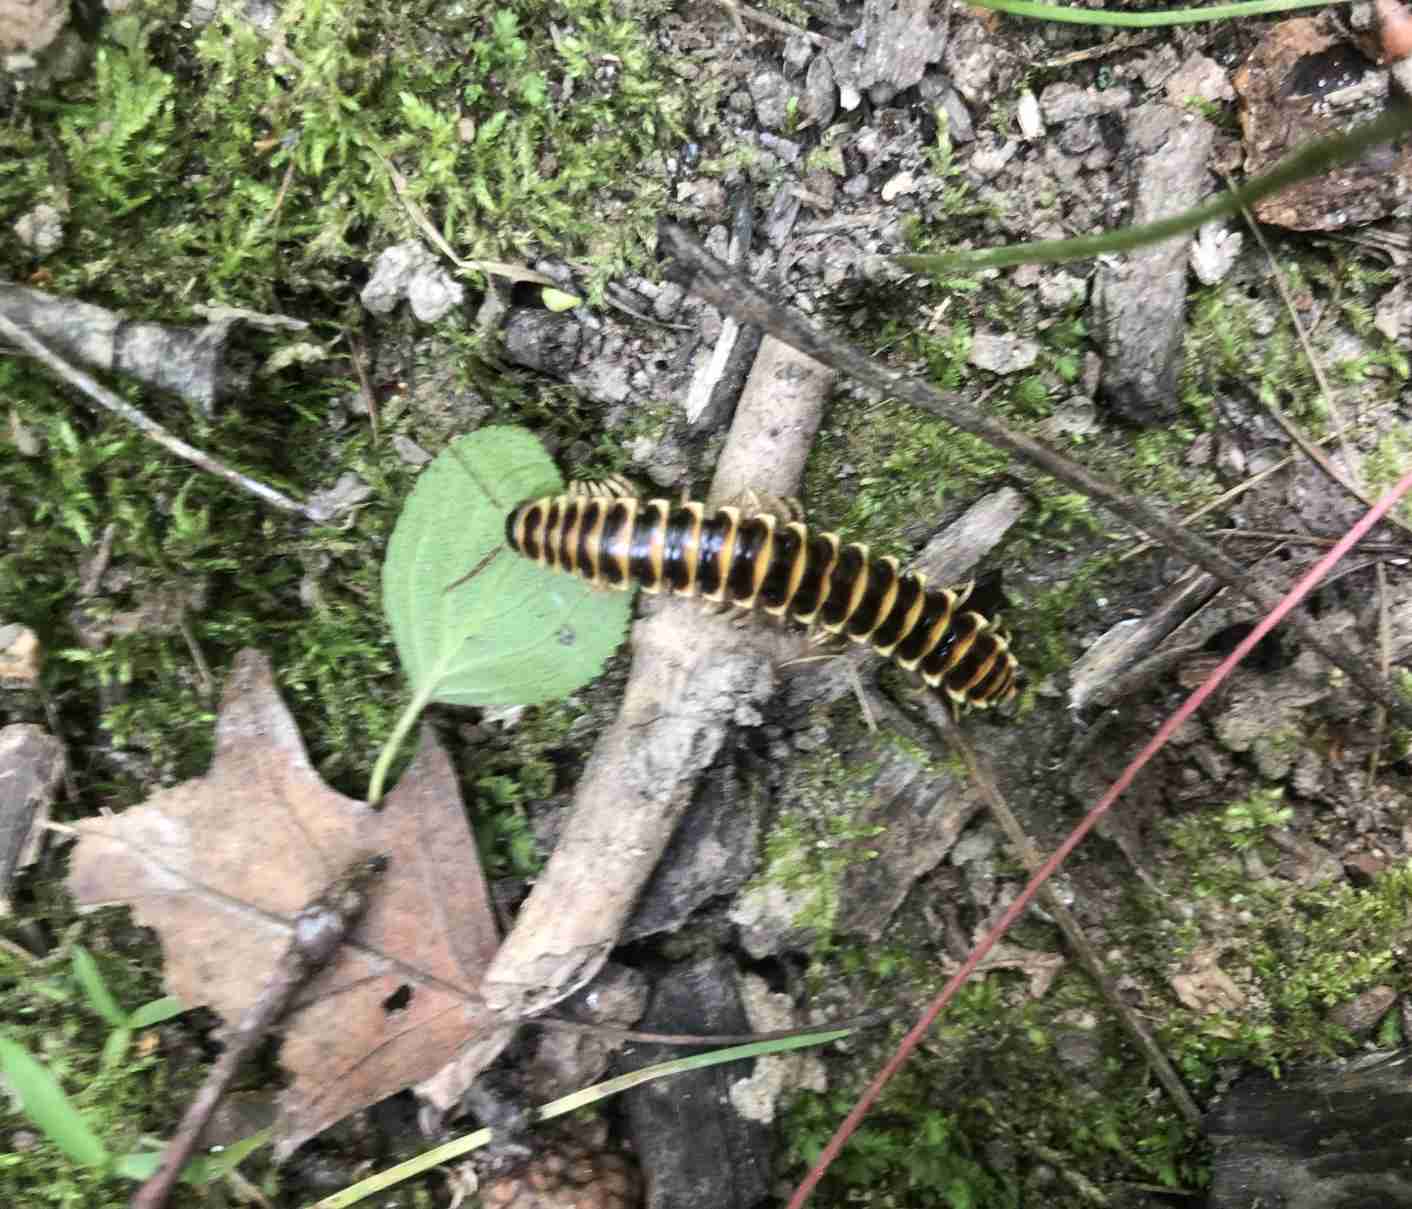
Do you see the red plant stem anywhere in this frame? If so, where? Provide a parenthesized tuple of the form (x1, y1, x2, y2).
(788, 465, 1412, 1209)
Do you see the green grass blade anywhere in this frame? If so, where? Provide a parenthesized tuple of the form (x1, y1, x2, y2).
(70, 945, 125, 1028)
(965, 0, 1339, 27)
(0, 1035, 110, 1170)
(126, 995, 187, 1029)
(305, 1027, 856, 1208)
(898, 103, 1412, 274)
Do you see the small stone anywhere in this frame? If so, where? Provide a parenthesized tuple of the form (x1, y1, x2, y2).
(1016, 89, 1043, 139)
(360, 241, 434, 315)
(406, 263, 463, 323)
(1342, 852, 1386, 885)
(12, 203, 64, 256)
(390, 435, 431, 466)
(748, 68, 792, 130)
(969, 138, 1019, 179)
(880, 171, 916, 201)
(1164, 52, 1235, 105)
(1328, 985, 1396, 1037)
(8, 408, 41, 456)
(0, 625, 42, 689)
(969, 330, 1040, 373)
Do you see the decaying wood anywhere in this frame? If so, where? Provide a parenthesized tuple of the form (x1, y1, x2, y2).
(1067, 567, 1221, 712)
(1205, 1050, 1412, 1208)
(684, 184, 761, 430)
(478, 336, 833, 1026)
(620, 955, 772, 1209)
(1092, 104, 1216, 424)
(0, 283, 268, 413)
(0, 723, 64, 915)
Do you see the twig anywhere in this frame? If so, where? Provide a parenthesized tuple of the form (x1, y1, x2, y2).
(177, 607, 215, 701)
(345, 329, 379, 446)
(1370, 560, 1391, 784)
(372, 148, 565, 290)
(1117, 430, 1347, 563)
(129, 855, 387, 1209)
(658, 221, 1412, 724)
(1231, 175, 1348, 460)
(0, 311, 332, 522)
(927, 703, 1203, 1127)
(717, 0, 838, 46)
(259, 160, 298, 232)
(1206, 527, 1412, 554)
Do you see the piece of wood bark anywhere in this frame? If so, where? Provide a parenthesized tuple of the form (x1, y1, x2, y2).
(1093, 105, 1215, 424)
(0, 283, 283, 414)
(1205, 1050, 1412, 1208)
(0, 723, 64, 915)
(620, 955, 772, 1209)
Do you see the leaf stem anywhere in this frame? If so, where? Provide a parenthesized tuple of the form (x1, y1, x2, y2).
(367, 682, 437, 805)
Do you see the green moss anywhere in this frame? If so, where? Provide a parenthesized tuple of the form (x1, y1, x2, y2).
(466, 696, 593, 877)
(1, 0, 683, 807)
(782, 972, 1207, 1205)
(1365, 426, 1412, 525)
(1113, 797, 1412, 1086)
(747, 745, 885, 946)
(804, 397, 1012, 554)
(5, 0, 678, 308)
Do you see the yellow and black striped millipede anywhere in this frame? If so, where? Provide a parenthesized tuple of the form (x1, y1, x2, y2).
(505, 492, 1020, 711)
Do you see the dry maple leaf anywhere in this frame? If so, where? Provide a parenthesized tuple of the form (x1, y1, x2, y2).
(68, 649, 502, 1158)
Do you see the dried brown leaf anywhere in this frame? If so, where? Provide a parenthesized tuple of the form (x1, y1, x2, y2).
(67, 649, 500, 1157)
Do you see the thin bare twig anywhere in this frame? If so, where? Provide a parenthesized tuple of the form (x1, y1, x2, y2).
(1207, 528, 1412, 554)
(1227, 171, 1359, 470)
(927, 703, 1202, 1127)
(1370, 560, 1391, 784)
(0, 311, 331, 522)
(658, 221, 1411, 724)
(129, 855, 387, 1209)
(1224, 174, 1412, 544)
(717, 0, 838, 46)
(345, 329, 379, 446)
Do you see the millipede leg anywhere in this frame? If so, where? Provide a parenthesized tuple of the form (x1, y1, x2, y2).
(567, 474, 638, 499)
(727, 488, 800, 526)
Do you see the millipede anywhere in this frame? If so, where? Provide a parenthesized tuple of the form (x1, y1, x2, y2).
(504, 488, 1020, 712)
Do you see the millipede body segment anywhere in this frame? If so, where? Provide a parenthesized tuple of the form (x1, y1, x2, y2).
(505, 493, 1019, 710)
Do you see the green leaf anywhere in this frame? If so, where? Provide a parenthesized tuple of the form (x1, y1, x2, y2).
(100, 1026, 132, 1072)
(541, 287, 582, 312)
(127, 995, 187, 1029)
(111, 1150, 162, 1181)
(0, 1036, 110, 1170)
(182, 1127, 272, 1183)
(382, 426, 632, 711)
(71, 946, 125, 1028)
